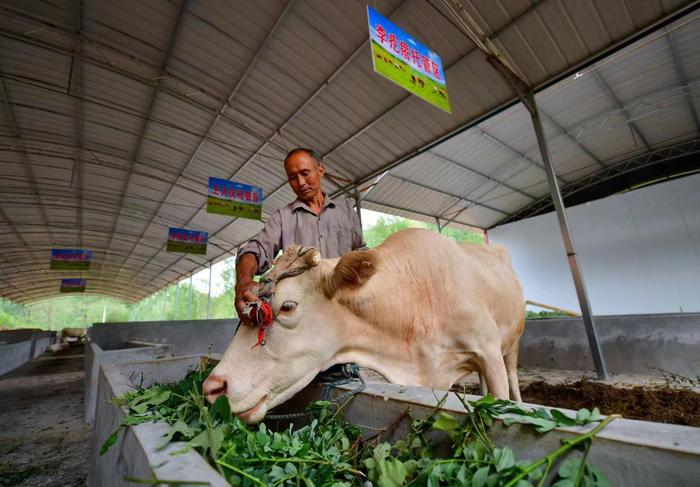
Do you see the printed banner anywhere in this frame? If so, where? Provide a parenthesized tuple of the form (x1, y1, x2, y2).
(50, 249, 92, 270)
(207, 177, 263, 220)
(368, 5, 451, 113)
(60, 278, 86, 293)
(167, 227, 208, 255)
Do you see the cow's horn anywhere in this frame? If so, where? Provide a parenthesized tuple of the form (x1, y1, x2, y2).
(304, 248, 321, 267)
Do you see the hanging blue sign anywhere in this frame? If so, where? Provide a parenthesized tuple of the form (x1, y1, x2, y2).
(167, 228, 208, 255)
(207, 177, 263, 220)
(60, 278, 86, 293)
(51, 249, 92, 270)
(368, 5, 450, 112)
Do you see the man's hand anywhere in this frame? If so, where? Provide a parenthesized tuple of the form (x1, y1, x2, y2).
(235, 253, 260, 323)
(235, 281, 260, 322)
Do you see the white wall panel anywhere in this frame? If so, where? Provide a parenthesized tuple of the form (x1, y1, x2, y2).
(490, 173, 700, 315)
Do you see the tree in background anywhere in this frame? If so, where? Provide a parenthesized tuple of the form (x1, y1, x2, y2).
(363, 216, 420, 247)
(211, 260, 236, 319)
(1, 295, 131, 331)
(0, 298, 35, 329)
(426, 223, 484, 244)
(364, 215, 483, 247)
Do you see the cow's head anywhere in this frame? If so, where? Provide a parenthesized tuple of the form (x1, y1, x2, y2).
(203, 246, 378, 423)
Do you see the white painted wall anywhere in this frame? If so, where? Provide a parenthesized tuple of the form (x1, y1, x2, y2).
(489, 173, 700, 315)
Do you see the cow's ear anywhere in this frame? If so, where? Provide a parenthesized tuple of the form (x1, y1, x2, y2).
(303, 248, 321, 267)
(324, 250, 378, 297)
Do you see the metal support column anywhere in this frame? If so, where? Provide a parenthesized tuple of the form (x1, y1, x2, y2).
(528, 97, 608, 379)
(207, 262, 212, 319)
(435, 217, 443, 234)
(485, 55, 608, 380)
(174, 280, 180, 320)
(187, 273, 193, 320)
(354, 188, 363, 229)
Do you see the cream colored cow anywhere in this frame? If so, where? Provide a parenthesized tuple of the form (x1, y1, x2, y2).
(60, 327, 86, 342)
(205, 228, 524, 423)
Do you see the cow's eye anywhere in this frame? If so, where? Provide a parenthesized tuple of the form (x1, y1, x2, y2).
(280, 301, 297, 313)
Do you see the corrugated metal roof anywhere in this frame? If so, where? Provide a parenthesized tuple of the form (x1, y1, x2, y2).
(0, 0, 698, 303)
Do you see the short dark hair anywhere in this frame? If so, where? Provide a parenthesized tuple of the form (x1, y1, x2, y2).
(285, 148, 322, 166)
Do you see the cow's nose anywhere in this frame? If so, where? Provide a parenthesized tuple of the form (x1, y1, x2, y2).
(203, 374, 227, 403)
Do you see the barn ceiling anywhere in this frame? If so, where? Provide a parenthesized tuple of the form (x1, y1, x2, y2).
(0, 0, 697, 303)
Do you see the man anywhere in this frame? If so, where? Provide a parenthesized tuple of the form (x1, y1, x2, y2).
(235, 147, 366, 319)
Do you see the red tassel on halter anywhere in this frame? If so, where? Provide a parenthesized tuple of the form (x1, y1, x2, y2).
(257, 301, 273, 327)
(251, 301, 274, 349)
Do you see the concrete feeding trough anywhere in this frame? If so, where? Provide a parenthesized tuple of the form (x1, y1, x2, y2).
(84, 340, 173, 423)
(519, 313, 700, 376)
(84, 319, 238, 424)
(0, 329, 55, 376)
(89, 355, 700, 486)
(89, 355, 228, 487)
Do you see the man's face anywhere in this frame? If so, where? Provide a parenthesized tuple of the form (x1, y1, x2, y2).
(284, 151, 325, 202)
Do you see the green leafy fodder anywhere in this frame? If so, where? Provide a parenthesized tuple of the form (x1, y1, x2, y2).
(103, 365, 616, 486)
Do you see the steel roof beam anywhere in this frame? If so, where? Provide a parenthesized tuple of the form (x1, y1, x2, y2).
(211, 0, 410, 190)
(537, 109, 605, 168)
(539, 78, 700, 147)
(386, 174, 509, 216)
(0, 134, 213, 199)
(1, 223, 171, 246)
(6, 285, 142, 304)
(0, 254, 30, 300)
(498, 138, 700, 225)
(0, 275, 28, 300)
(428, 150, 537, 200)
(0, 8, 226, 117)
(0, 195, 198, 229)
(0, 204, 43, 264)
(166, 0, 296, 198)
(114, 0, 297, 285)
(319, 2, 700, 212)
(0, 77, 55, 249)
(0, 26, 278, 166)
(135, 0, 548, 290)
(439, 201, 474, 229)
(96, 0, 188, 280)
(9, 273, 155, 295)
(127, 0, 412, 289)
(0, 246, 163, 269)
(361, 199, 439, 222)
(135, 0, 700, 299)
(591, 69, 651, 150)
(476, 127, 567, 184)
(318, 0, 557, 164)
(6, 272, 153, 294)
(0, 71, 272, 160)
(668, 29, 700, 133)
(73, 0, 84, 249)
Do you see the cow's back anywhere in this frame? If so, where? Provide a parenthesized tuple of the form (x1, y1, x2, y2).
(455, 241, 524, 333)
(361, 228, 524, 347)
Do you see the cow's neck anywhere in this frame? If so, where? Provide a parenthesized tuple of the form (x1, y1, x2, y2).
(330, 310, 443, 387)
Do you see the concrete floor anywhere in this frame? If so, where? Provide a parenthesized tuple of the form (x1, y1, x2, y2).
(0, 343, 90, 486)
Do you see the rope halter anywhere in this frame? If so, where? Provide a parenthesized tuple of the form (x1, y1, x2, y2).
(244, 246, 321, 349)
